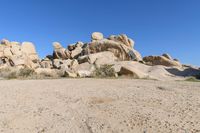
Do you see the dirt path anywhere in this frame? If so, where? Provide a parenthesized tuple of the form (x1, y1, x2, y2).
(0, 79, 200, 133)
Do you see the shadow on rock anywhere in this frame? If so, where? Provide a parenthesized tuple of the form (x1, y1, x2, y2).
(165, 67, 200, 77)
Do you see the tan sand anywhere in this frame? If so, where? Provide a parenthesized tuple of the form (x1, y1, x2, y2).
(0, 79, 200, 133)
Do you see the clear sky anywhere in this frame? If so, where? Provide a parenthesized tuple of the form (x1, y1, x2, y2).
(0, 0, 199, 66)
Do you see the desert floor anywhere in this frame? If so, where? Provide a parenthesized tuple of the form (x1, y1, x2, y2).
(0, 79, 200, 133)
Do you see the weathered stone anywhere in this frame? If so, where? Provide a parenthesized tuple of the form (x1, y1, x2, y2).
(3, 47, 12, 57)
(1, 39, 10, 46)
(71, 46, 82, 59)
(87, 39, 141, 61)
(0, 59, 4, 65)
(63, 59, 72, 64)
(76, 62, 95, 77)
(53, 42, 69, 59)
(162, 53, 173, 60)
(112, 61, 149, 78)
(68, 44, 75, 51)
(25, 58, 40, 69)
(108, 34, 134, 48)
(143, 55, 182, 67)
(91, 32, 104, 41)
(40, 60, 53, 68)
(53, 42, 63, 49)
(78, 51, 117, 66)
(53, 59, 63, 69)
(0, 45, 5, 57)
(64, 69, 77, 78)
(75, 41, 84, 47)
(77, 70, 92, 78)
(10, 43, 22, 56)
(71, 59, 79, 70)
(10, 55, 25, 66)
(93, 52, 118, 67)
(21, 42, 39, 61)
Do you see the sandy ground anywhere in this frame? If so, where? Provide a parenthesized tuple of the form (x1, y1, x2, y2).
(0, 79, 200, 133)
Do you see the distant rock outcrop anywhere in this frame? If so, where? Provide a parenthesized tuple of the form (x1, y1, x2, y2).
(0, 32, 199, 80)
(143, 54, 182, 67)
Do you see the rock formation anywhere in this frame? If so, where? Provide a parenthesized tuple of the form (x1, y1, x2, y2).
(0, 39, 39, 69)
(143, 54, 182, 67)
(0, 32, 199, 80)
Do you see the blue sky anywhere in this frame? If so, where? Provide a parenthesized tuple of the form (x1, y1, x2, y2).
(0, 0, 199, 65)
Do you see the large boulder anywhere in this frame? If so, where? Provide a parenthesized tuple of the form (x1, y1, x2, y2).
(0, 45, 4, 57)
(76, 62, 95, 77)
(10, 55, 26, 66)
(91, 32, 104, 41)
(78, 51, 118, 67)
(60, 59, 73, 69)
(52, 59, 63, 69)
(71, 46, 82, 59)
(143, 55, 182, 67)
(21, 42, 39, 62)
(75, 41, 84, 47)
(112, 61, 149, 78)
(86, 39, 142, 61)
(162, 53, 173, 60)
(3, 47, 12, 57)
(64, 70, 77, 78)
(10, 43, 22, 56)
(53, 42, 69, 59)
(40, 58, 53, 68)
(0, 39, 10, 46)
(71, 59, 79, 70)
(108, 34, 134, 48)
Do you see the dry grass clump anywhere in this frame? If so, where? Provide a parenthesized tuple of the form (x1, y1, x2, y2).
(185, 77, 200, 82)
(0, 67, 18, 79)
(92, 64, 117, 78)
(18, 67, 35, 78)
(185, 72, 200, 82)
(0, 67, 36, 79)
(0, 67, 64, 80)
(36, 71, 61, 79)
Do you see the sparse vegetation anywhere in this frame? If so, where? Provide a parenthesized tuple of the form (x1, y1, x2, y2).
(184, 72, 200, 82)
(0, 67, 63, 80)
(0, 67, 17, 79)
(18, 67, 35, 78)
(6, 71, 18, 79)
(185, 77, 200, 82)
(92, 64, 117, 78)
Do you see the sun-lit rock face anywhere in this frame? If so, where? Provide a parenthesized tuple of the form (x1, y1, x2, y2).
(0, 39, 40, 69)
(143, 54, 182, 67)
(1, 32, 199, 80)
